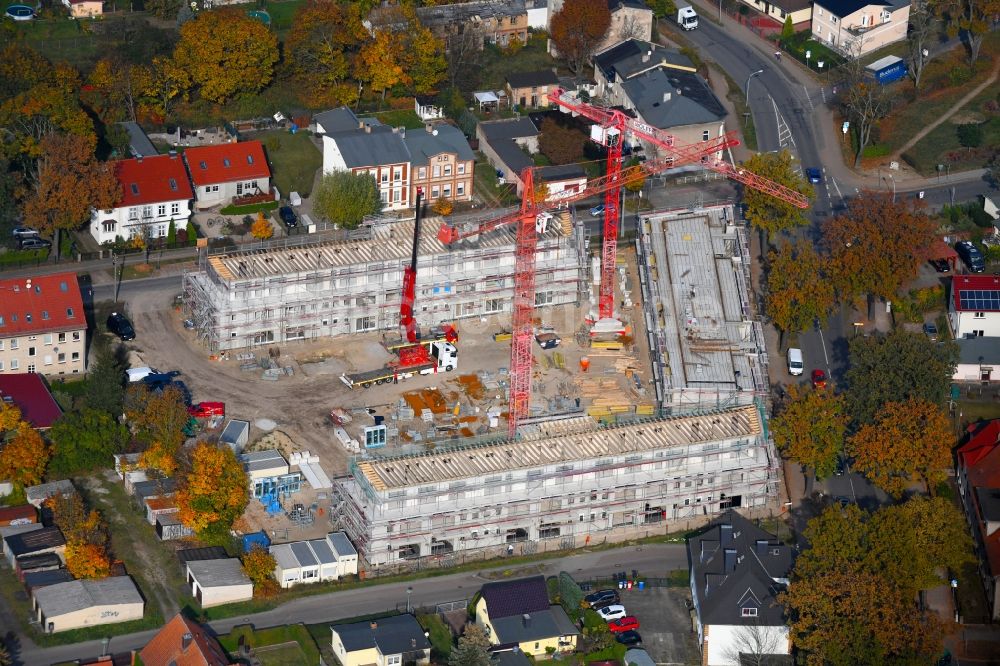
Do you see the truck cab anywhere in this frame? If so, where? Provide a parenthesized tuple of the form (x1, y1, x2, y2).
(429, 341, 458, 372)
(677, 3, 698, 30)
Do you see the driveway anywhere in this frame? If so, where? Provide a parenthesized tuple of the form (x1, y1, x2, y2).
(616, 586, 699, 665)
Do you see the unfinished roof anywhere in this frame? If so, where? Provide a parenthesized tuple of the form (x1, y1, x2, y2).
(33, 576, 143, 617)
(359, 406, 761, 490)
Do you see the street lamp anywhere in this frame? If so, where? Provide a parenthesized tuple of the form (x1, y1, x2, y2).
(406, 586, 413, 613)
(745, 69, 764, 102)
(884, 173, 896, 203)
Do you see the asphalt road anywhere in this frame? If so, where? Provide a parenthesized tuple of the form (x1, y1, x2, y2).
(13, 543, 687, 666)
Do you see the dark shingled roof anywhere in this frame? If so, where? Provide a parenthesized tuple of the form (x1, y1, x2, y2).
(4, 526, 65, 558)
(620, 68, 726, 129)
(176, 546, 228, 566)
(814, 0, 893, 17)
(506, 70, 560, 89)
(481, 575, 550, 619)
(333, 614, 431, 655)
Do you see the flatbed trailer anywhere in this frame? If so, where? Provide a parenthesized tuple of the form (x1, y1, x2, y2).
(340, 341, 458, 389)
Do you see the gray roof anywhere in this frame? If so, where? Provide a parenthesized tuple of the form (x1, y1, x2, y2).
(479, 118, 539, 142)
(239, 449, 287, 473)
(404, 124, 474, 164)
(187, 558, 252, 588)
(333, 614, 431, 655)
(976, 487, 1000, 522)
(4, 526, 65, 558)
(957, 337, 1000, 365)
(177, 546, 228, 565)
(221, 419, 249, 444)
(290, 541, 318, 567)
(132, 478, 176, 500)
(492, 649, 532, 666)
(739, 656, 794, 666)
(23, 569, 74, 591)
(119, 121, 158, 158)
(594, 40, 695, 82)
(624, 649, 656, 666)
(327, 531, 358, 559)
(506, 70, 560, 89)
(688, 511, 793, 627)
(33, 576, 143, 617)
(620, 68, 726, 129)
(537, 164, 587, 182)
(309, 538, 336, 564)
(416, 0, 526, 26)
(330, 127, 411, 169)
(314, 107, 380, 135)
(25, 479, 75, 503)
(0, 522, 43, 544)
(490, 605, 579, 644)
(270, 543, 301, 572)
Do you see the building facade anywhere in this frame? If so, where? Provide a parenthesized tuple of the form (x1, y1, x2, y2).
(89, 154, 193, 245)
(407, 125, 475, 204)
(811, 0, 911, 56)
(33, 577, 144, 633)
(505, 70, 560, 109)
(62, 0, 103, 18)
(956, 420, 1000, 621)
(949, 275, 1000, 339)
(416, 0, 529, 49)
(183, 216, 585, 352)
(331, 405, 778, 567)
(738, 0, 813, 28)
(184, 141, 271, 210)
(0, 273, 86, 377)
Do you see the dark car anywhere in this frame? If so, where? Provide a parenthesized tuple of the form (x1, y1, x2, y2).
(584, 589, 620, 608)
(955, 241, 985, 273)
(923, 322, 938, 342)
(18, 237, 51, 250)
(929, 258, 951, 273)
(615, 631, 643, 646)
(279, 206, 298, 228)
(835, 496, 851, 508)
(805, 167, 822, 184)
(107, 312, 135, 341)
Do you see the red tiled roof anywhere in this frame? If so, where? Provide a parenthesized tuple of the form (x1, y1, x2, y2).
(953, 274, 1000, 312)
(145, 496, 178, 511)
(140, 613, 232, 666)
(959, 420, 1000, 469)
(114, 154, 194, 208)
(0, 272, 85, 336)
(183, 141, 270, 187)
(0, 373, 62, 429)
(0, 504, 37, 526)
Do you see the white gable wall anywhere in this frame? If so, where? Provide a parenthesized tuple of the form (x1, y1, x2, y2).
(704, 623, 790, 666)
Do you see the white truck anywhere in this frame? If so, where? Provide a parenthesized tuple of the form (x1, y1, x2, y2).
(677, 2, 698, 30)
(340, 341, 458, 389)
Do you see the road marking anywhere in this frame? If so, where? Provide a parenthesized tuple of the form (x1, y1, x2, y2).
(802, 85, 814, 112)
(818, 327, 831, 368)
(830, 177, 847, 206)
(820, 87, 827, 104)
(771, 97, 796, 150)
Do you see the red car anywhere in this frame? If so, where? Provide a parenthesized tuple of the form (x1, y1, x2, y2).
(608, 616, 640, 633)
(811, 369, 828, 389)
(187, 401, 225, 418)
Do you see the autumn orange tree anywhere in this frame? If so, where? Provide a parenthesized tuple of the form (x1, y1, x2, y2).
(251, 212, 273, 240)
(764, 239, 835, 336)
(22, 133, 119, 259)
(0, 402, 51, 488)
(126, 384, 190, 477)
(87, 56, 153, 123)
(285, 0, 369, 108)
(538, 117, 586, 164)
(741, 151, 813, 241)
(356, 30, 409, 103)
(242, 546, 278, 597)
(848, 398, 953, 497)
(770, 384, 847, 480)
(432, 196, 454, 216)
(173, 8, 279, 104)
(176, 442, 249, 540)
(48, 493, 112, 580)
(550, 0, 612, 78)
(822, 193, 937, 309)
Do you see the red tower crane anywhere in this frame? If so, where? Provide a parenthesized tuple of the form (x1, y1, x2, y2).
(439, 89, 810, 438)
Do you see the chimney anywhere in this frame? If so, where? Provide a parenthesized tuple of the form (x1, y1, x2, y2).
(642, 50, 651, 63)
(663, 91, 671, 103)
(522, 613, 531, 628)
(169, 149, 177, 159)
(724, 548, 737, 573)
(136, 156, 143, 163)
(370, 621, 378, 630)
(365, 124, 372, 134)
(358, 120, 365, 129)
(181, 632, 193, 651)
(425, 123, 434, 133)
(411, 638, 417, 648)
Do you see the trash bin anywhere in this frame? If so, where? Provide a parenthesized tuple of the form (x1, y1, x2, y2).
(637, 581, 645, 590)
(626, 581, 633, 590)
(618, 580, 625, 590)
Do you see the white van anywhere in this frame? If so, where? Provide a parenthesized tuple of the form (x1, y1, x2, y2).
(787, 348, 803, 376)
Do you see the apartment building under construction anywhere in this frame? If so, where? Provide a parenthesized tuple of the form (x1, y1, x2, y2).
(183, 214, 585, 352)
(331, 404, 778, 566)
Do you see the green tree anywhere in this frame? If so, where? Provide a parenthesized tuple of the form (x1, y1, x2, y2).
(167, 219, 177, 244)
(764, 239, 835, 335)
(648, 0, 678, 18)
(448, 623, 491, 666)
(780, 15, 795, 42)
(145, 0, 183, 19)
(844, 328, 958, 425)
(185, 220, 197, 245)
(741, 150, 813, 240)
(285, 0, 369, 108)
(125, 384, 190, 477)
(771, 385, 848, 480)
(104, 123, 131, 157)
(314, 171, 382, 229)
(49, 409, 129, 477)
(84, 342, 127, 415)
(957, 123, 983, 149)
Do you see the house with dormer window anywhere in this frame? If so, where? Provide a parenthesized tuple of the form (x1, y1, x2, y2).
(475, 576, 579, 657)
(687, 511, 794, 666)
(89, 154, 193, 245)
(330, 614, 431, 666)
(183, 141, 271, 210)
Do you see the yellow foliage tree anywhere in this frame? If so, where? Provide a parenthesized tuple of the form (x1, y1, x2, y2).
(432, 196, 454, 216)
(0, 425, 50, 488)
(65, 542, 112, 580)
(127, 384, 189, 477)
(176, 443, 249, 536)
(242, 546, 278, 597)
(173, 8, 279, 104)
(251, 212, 273, 240)
(0, 401, 22, 431)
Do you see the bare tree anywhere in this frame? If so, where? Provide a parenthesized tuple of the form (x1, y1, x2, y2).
(445, 24, 486, 89)
(841, 41, 894, 168)
(617, 13, 644, 42)
(908, 0, 937, 90)
(723, 620, 787, 666)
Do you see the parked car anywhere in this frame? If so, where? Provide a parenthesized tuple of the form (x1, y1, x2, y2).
(597, 605, 627, 621)
(11, 226, 38, 238)
(126, 367, 160, 383)
(923, 322, 938, 342)
(536, 333, 561, 350)
(107, 312, 135, 341)
(188, 401, 225, 418)
(805, 168, 822, 184)
(835, 496, 851, 508)
(584, 589, 620, 608)
(589, 204, 618, 217)
(279, 206, 298, 228)
(615, 631, 643, 646)
(18, 237, 51, 250)
(811, 369, 828, 389)
(787, 348, 803, 376)
(955, 241, 985, 273)
(929, 258, 951, 273)
(608, 616, 640, 633)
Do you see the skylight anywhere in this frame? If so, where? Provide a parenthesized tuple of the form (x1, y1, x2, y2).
(169, 178, 178, 191)
(199, 161, 208, 170)
(130, 183, 139, 195)
(67, 307, 75, 318)
(223, 158, 231, 167)
(59, 281, 68, 292)
(41, 310, 49, 320)
(247, 154, 254, 165)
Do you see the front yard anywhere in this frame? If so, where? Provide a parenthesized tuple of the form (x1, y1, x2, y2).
(258, 130, 323, 198)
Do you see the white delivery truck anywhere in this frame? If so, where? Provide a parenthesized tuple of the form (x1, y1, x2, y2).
(677, 2, 699, 30)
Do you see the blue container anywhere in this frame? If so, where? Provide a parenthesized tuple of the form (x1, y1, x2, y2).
(242, 531, 271, 553)
(866, 55, 908, 85)
(638, 580, 645, 590)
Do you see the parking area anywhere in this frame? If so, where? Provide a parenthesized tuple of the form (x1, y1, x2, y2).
(616, 586, 700, 666)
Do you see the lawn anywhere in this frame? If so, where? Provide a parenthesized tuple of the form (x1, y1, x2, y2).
(11, 15, 99, 68)
(418, 613, 454, 659)
(264, 0, 305, 36)
(366, 109, 426, 130)
(258, 130, 322, 198)
(901, 87, 1000, 175)
(780, 30, 845, 71)
(219, 624, 321, 665)
(474, 159, 519, 206)
(476, 33, 564, 92)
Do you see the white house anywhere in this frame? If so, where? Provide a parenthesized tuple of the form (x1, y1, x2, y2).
(89, 154, 194, 245)
(812, 0, 911, 57)
(270, 531, 359, 588)
(954, 337, 1000, 383)
(184, 141, 271, 210)
(33, 576, 144, 633)
(950, 275, 1000, 339)
(186, 558, 253, 608)
(688, 511, 794, 666)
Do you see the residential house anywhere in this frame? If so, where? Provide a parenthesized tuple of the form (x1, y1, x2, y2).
(688, 511, 794, 666)
(475, 576, 579, 656)
(593, 40, 728, 162)
(0, 373, 62, 429)
(416, 0, 529, 50)
(186, 558, 254, 607)
(321, 120, 412, 211)
(184, 141, 271, 210)
(0, 273, 87, 377)
(950, 275, 1000, 339)
(140, 612, 232, 666)
(90, 154, 193, 245)
(953, 337, 1000, 384)
(957, 419, 1000, 620)
(506, 70, 560, 109)
(62, 0, 103, 18)
(33, 576, 144, 633)
(270, 531, 358, 588)
(406, 124, 475, 204)
(330, 614, 431, 666)
(476, 117, 540, 194)
(811, 0, 911, 57)
(3, 526, 66, 569)
(536, 164, 588, 202)
(737, 0, 813, 29)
